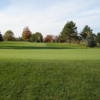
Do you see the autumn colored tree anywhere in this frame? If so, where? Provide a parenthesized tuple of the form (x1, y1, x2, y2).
(44, 35, 54, 42)
(22, 27, 32, 40)
(4, 30, 15, 41)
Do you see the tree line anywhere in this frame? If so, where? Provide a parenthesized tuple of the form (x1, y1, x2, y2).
(0, 21, 100, 47)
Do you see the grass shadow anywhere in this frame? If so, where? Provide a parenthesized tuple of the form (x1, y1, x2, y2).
(0, 46, 76, 49)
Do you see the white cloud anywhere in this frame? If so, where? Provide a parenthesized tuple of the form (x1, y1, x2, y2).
(0, 0, 100, 37)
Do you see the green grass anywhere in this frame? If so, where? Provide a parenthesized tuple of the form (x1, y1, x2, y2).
(0, 41, 86, 49)
(0, 42, 100, 100)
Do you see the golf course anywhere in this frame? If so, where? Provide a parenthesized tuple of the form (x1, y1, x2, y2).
(0, 0, 100, 99)
(0, 42, 100, 100)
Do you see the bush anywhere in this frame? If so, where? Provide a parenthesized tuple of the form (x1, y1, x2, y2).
(87, 40, 96, 47)
(87, 35, 97, 47)
(96, 33, 100, 45)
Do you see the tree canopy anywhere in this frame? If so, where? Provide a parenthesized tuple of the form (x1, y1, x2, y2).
(0, 21, 99, 47)
(22, 27, 32, 41)
(30, 32, 43, 42)
(60, 21, 77, 42)
(81, 25, 93, 39)
(3, 30, 14, 41)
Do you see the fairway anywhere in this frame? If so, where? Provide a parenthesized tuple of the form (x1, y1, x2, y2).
(0, 0, 100, 99)
(0, 42, 100, 100)
(0, 48, 100, 61)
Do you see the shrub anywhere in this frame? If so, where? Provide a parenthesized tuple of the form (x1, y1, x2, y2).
(87, 35, 97, 47)
(96, 33, 100, 45)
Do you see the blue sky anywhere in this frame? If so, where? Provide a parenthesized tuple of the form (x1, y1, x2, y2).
(0, 0, 100, 37)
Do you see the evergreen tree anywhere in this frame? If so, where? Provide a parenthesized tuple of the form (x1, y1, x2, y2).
(60, 21, 77, 42)
(81, 25, 92, 39)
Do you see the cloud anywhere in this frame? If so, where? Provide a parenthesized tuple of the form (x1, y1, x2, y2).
(0, 0, 100, 37)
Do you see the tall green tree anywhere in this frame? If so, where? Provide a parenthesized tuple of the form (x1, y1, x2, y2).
(22, 27, 32, 41)
(58, 35, 66, 42)
(35, 32, 43, 42)
(60, 21, 77, 42)
(81, 25, 93, 39)
(30, 32, 43, 42)
(4, 30, 15, 41)
(29, 34, 36, 42)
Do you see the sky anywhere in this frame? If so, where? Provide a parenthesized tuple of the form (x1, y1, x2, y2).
(0, 0, 100, 37)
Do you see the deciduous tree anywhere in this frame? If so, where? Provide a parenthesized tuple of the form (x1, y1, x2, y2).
(44, 35, 54, 42)
(29, 32, 43, 42)
(22, 27, 32, 40)
(34, 32, 43, 42)
(4, 30, 15, 41)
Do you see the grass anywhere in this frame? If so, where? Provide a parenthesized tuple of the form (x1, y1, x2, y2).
(0, 41, 100, 100)
(0, 41, 87, 49)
